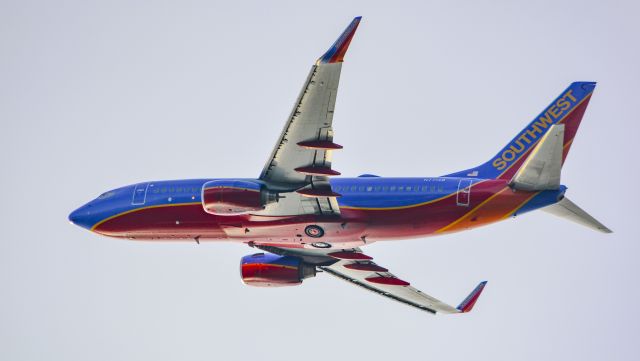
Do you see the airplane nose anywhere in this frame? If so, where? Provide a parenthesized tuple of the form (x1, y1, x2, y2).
(68, 205, 93, 230)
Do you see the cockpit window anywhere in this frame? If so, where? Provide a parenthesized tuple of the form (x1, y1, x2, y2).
(97, 191, 115, 200)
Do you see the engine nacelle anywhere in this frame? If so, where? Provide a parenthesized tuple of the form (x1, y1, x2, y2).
(202, 180, 277, 216)
(240, 253, 316, 287)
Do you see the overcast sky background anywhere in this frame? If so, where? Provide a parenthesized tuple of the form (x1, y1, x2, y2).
(2, 1, 639, 360)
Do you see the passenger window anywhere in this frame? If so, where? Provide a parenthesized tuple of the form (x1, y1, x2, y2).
(383, 186, 389, 191)
(358, 186, 365, 192)
(398, 186, 404, 191)
(406, 186, 412, 191)
(366, 186, 373, 192)
(390, 186, 396, 191)
(375, 186, 381, 191)
(421, 185, 427, 191)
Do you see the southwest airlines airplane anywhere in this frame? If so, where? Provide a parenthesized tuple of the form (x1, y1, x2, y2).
(69, 17, 611, 314)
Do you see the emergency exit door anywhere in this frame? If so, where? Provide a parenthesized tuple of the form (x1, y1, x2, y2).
(456, 179, 473, 207)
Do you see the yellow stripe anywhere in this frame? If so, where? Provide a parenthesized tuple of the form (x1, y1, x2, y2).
(435, 186, 511, 233)
(91, 202, 201, 231)
(496, 93, 592, 178)
(339, 193, 454, 211)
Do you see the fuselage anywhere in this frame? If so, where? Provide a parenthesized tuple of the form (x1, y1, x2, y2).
(69, 176, 566, 246)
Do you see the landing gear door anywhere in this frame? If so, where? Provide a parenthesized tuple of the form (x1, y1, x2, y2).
(456, 179, 473, 207)
(132, 183, 149, 205)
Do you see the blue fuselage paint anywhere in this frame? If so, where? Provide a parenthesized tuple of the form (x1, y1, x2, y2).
(69, 176, 564, 239)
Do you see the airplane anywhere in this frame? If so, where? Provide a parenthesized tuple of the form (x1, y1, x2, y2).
(69, 17, 611, 314)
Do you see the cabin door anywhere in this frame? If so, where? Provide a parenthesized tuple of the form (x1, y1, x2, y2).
(456, 179, 473, 207)
(132, 183, 149, 205)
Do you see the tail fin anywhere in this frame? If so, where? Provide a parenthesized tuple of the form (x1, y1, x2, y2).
(446, 82, 596, 180)
(543, 197, 612, 233)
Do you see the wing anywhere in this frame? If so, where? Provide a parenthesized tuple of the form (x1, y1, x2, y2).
(257, 17, 361, 216)
(256, 245, 487, 314)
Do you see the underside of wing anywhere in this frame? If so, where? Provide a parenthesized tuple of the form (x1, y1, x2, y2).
(257, 17, 361, 217)
(255, 245, 487, 314)
(321, 253, 487, 314)
(259, 63, 343, 187)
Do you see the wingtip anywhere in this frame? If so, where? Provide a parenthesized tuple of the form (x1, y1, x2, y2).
(456, 281, 488, 313)
(317, 17, 362, 64)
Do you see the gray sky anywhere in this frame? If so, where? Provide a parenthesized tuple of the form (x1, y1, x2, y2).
(2, 0, 639, 360)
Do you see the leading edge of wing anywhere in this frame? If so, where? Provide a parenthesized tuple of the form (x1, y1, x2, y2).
(317, 16, 362, 64)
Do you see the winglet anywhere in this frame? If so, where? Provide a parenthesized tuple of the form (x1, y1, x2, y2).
(456, 281, 488, 313)
(317, 17, 362, 64)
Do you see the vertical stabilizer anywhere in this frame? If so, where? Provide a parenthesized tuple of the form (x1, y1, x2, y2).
(445, 82, 596, 180)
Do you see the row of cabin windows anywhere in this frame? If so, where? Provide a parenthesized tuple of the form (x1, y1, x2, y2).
(333, 184, 445, 193)
(150, 186, 200, 194)
(146, 184, 446, 195)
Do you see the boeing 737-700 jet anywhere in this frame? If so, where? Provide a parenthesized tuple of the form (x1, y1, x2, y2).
(69, 17, 611, 314)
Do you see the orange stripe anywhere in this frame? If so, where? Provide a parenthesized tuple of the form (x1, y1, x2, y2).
(339, 192, 455, 211)
(563, 137, 574, 150)
(500, 191, 540, 220)
(435, 187, 511, 233)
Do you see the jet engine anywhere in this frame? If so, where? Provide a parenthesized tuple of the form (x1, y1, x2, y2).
(240, 253, 316, 287)
(202, 180, 277, 215)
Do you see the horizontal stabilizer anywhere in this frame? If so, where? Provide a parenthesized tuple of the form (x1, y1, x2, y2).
(511, 124, 564, 191)
(543, 197, 612, 233)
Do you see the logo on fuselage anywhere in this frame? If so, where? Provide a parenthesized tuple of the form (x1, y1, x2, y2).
(492, 90, 577, 171)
